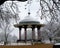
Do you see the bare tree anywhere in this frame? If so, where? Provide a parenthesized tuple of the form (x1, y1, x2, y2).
(37, 0, 60, 43)
(0, 20, 14, 45)
(0, 0, 27, 5)
(0, 1, 20, 28)
(12, 35, 18, 43)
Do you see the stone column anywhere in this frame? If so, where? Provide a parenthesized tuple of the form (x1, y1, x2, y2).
(37, 26, 41, 41)
(32, 25, 35, 41)
(17, 27, 22, 43)
(19, 27, 22, 41)
(24, 26, 27, 43)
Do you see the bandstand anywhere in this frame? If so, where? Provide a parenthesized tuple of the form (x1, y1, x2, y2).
(14, 13, 45, 44)
(14, 0, 45, 44)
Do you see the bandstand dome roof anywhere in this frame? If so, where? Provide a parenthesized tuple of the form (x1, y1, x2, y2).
(14, 15, 45, 27)
(19, 16, 40, 25)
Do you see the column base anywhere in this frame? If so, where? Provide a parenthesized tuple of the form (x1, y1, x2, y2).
(32, 39, 35, 42)
(17, 39, 25, 43)
(32, 39, 41, 42)
(37, 40, 41, 42)
(31, 39, 42, 42)
(17, 39, 21, 43)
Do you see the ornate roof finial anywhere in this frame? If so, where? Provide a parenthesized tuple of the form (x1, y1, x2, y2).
(28, 0, 31, 16)
(28, 12, 30, 15)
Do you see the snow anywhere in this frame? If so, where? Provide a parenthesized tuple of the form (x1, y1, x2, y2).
(54, 43, 60, 45)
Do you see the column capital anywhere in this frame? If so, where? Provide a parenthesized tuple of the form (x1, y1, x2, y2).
(24, 25, 27, 29)
(19, 26, 22, 30)
(32, 25, 35, 29)
(37, 26, 41, 30)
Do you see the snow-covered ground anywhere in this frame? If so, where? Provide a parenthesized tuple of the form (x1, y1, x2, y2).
(7, 43, 31, 45)
(0, 42, 32, 45)
(0, 40, 55, 45)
